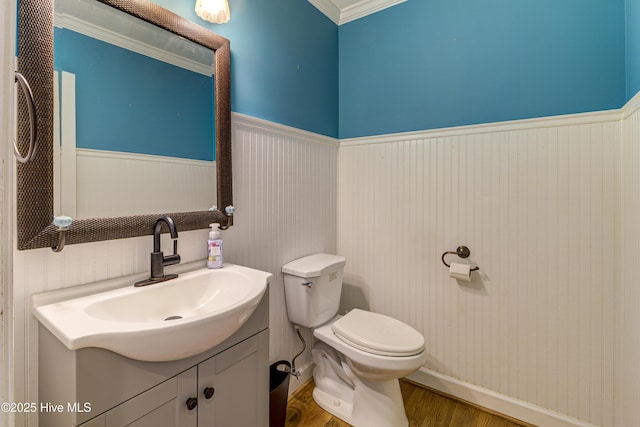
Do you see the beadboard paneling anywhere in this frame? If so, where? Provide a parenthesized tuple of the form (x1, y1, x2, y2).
(619, 101, 640, 427)
(11, 104, 640, 427)
(337, 117, 618, 426)
(222, 113, 339, 367)
(11, 113, 338, 426)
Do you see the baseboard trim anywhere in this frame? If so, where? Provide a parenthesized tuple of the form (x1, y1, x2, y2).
(284, 362, 597, 426)
(407, 368, 597, 427)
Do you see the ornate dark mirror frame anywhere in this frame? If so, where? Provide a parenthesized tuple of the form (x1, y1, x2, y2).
(16, 0, 232, 250)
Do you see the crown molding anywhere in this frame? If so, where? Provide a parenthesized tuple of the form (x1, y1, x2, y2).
(308, 0, 406, 25)
(308, 0, 342, 24)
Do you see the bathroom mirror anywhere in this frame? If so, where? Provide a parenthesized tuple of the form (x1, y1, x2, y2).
(54, 0, 218, 219)
(16, 0, 232, 250)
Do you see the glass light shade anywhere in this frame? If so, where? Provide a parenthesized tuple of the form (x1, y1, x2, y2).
(195, 0, 230, 24)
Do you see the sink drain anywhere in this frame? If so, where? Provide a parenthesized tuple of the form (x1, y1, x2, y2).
(164, 315, 182, 321)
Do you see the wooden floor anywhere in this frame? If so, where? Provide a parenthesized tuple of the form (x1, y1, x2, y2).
(285, 379, 531, 427)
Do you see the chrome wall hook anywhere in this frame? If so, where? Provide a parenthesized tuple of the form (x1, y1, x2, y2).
(441, 245, 480, 271)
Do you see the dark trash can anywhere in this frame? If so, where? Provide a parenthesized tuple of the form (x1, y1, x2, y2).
(269, 360, 291, 427)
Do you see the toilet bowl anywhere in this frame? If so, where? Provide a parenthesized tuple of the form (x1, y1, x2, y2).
(316, 310, 426, 380)
(282, 254, 426, 427)
(312, 310, 426, 426)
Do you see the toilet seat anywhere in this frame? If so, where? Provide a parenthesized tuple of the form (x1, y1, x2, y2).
(331, 309, 424, 357)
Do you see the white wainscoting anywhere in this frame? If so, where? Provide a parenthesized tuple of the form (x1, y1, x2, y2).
(337, 111, 622, 427)
(619, 98, 640, 427)
(11, 101, 640, 427)
(222, 113, 339, 370)
(11, 113, 338, 426)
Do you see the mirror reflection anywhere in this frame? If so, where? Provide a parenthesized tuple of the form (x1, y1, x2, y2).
(54, 0, 217, 219)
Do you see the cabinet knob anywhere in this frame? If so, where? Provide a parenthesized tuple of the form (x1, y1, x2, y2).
(186, 397, 198, 410)
(203, 387, 215, 399)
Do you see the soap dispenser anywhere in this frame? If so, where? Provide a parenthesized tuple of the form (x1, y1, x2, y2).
(207, 223, 223, 269)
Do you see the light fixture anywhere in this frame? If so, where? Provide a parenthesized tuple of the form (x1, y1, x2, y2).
(195, 0, 230, 24)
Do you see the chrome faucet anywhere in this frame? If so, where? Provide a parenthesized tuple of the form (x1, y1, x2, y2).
(135, 216, 181, 287)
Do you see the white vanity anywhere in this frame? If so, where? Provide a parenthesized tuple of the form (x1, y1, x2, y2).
(32, 263, 271, 427)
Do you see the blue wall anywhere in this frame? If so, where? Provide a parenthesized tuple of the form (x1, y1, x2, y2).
(147, 0, 639, 138)
(152, 0, 339, 138)
(339, 0, 626, 138)
(47, 0, 635, 141)
(628, 0, 640, 99)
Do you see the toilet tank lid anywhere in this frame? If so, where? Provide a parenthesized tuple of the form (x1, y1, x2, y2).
(282, 253, 346, 278)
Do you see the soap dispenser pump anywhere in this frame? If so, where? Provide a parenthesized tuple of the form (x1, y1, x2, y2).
(207, 223, 223, 269)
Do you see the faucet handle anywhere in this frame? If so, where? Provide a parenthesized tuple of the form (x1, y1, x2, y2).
(164, 253, 181, 266)
(163, 239, 180, 266)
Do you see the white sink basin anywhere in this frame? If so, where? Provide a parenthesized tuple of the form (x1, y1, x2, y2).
(32, 264, 271, 362)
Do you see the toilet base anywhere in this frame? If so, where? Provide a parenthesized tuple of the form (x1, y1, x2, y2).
(312, 342, 409, 427)
(312, 386, 354, 422)
(312, 380, 408, 427)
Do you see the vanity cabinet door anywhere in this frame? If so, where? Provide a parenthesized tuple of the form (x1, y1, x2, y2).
(198, 331, 269, 427)
(102, 367, 198, 427)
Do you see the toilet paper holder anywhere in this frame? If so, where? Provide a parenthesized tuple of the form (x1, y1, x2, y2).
(441, 246, 480, 271)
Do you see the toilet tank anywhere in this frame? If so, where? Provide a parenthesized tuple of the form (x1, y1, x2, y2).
(282, 253, 346, 328)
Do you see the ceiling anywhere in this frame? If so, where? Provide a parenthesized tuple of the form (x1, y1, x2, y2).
(308, 0, 406, 25)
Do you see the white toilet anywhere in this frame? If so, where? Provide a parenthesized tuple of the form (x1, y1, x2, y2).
(282, 253, 426, 427)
